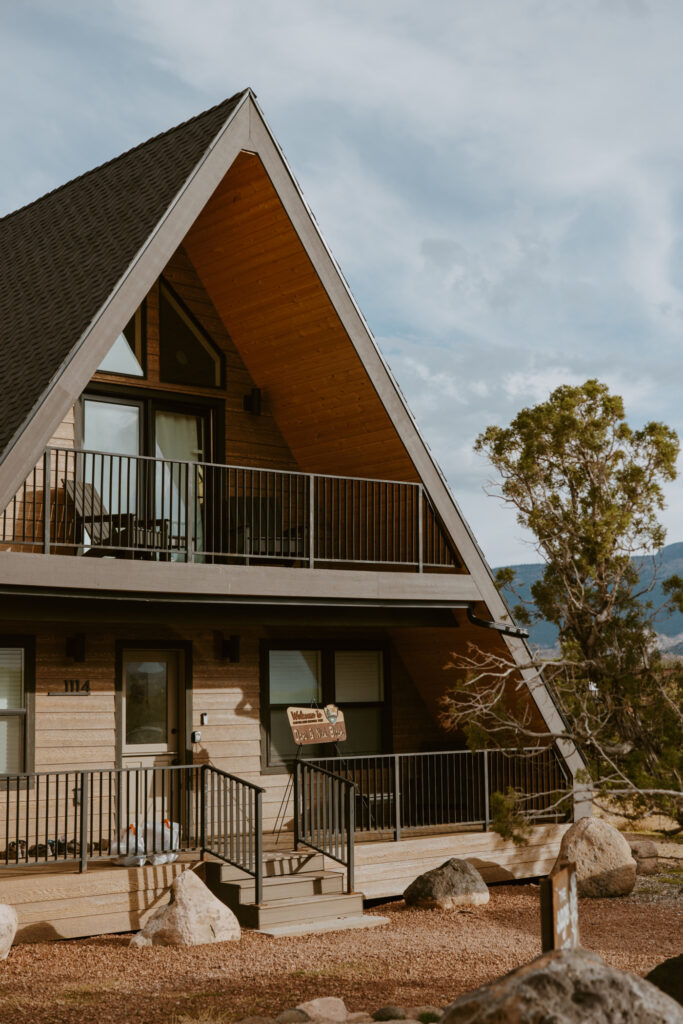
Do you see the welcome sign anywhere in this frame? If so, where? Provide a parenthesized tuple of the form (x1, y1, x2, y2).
(287, 705, 347, 745)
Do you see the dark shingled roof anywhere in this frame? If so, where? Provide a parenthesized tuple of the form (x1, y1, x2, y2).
(0, 90, 246, 463)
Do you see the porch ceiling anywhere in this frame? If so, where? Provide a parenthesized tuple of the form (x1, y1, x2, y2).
(183, 153, 419, 483)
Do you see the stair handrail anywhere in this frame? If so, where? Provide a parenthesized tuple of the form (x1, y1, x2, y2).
(202, 764, 265, 904)
(294, 759, 356, 893)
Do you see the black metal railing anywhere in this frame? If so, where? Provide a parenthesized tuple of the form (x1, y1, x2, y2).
(0, 447, 459, 571)
(305, 747, 571, 840)
(294, 760, 355, 893)
(0, 764, 264, 898)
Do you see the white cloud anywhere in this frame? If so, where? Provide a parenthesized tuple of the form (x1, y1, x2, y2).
(3, 0, 683, 563)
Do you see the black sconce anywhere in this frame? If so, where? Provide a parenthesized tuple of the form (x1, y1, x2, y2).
(216, 632, 240, 663)
(65, 633, 86, 663)
(243, 387, 262, 415)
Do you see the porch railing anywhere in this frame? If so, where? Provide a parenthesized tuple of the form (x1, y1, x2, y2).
(294, 760, 355, 893)
(0, 447, 459, 571)
(0, 764, 264, 899)
(304, 747, 571, 841)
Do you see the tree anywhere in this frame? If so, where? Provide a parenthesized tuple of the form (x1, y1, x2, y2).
(441, 379, 683, 830)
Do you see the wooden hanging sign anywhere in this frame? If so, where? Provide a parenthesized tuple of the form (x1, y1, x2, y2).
(540, 859, 580, 951)
(287, 705, 346, 745)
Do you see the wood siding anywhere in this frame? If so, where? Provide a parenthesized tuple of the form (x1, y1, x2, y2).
(184, 153, 420, 483)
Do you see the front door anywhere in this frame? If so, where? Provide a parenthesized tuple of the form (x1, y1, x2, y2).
(121, 650, 181, 768)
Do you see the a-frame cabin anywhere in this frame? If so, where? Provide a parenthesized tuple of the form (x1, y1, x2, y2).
(0, 91, 583, 941)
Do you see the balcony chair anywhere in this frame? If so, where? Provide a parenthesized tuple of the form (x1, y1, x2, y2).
(63, 479, 171, 558)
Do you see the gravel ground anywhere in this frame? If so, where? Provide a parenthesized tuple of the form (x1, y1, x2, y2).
(0, 881, 681, 1024)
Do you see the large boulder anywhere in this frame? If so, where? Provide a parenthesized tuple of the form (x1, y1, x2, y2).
(0, 904, 18, 959)
(441, 948, 683, 1024)
(646, 955, 683, 1007)
(130, 868, 240, 947)
(403, 858, 489, 909)
(553, 818, 636, 897)
(629, 839, 659, 875)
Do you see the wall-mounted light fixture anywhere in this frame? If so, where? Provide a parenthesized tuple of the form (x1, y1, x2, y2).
(215, 632, 240, 663)
(65, 633, 86, 662)
(243, 387, 262, 415)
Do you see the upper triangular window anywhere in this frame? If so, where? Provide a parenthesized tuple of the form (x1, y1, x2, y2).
(97, 307, 145, 377)
(159, 279, 224, 388)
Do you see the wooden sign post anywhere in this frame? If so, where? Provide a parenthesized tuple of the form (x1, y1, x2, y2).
(540, 860, 580, 952)
(286, 705, 346, 746)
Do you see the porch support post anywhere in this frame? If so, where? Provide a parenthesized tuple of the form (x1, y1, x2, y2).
(393, 754, 401, 842)
(186, 464, 195, 562)
(42, 451, 51, 554)
(345, 783, 355, 893)
(293, 761, 301, 851)
(483, 750, 490, 832)
(417, 485, 423, 572)
(200, 765, 207, 853)
(79, 771, 89, 872)
(254, 789, 263, 905)
(308, 475, 315, 569)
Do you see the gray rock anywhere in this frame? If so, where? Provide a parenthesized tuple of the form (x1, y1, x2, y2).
(646, 954, 683, 1007)
(0, 904, 18, 959)
(441, 948, 683, 1023)
(296, 997, 347, 1022)
(277, 1012, 310, 1024)
(630, 839, 659, 875)
(130, 868, 240, 947)
(403, 859, 489, 909)
(553, 817, 636, 897)
(373, 1008, 406, 1021)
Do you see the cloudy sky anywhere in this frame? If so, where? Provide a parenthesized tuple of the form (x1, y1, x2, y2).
(3, 0, 683, 566)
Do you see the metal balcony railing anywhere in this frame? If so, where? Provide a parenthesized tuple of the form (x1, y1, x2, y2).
(0, 447, 460, 571)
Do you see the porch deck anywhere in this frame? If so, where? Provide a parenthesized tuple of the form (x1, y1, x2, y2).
(0, 824, 569, 943)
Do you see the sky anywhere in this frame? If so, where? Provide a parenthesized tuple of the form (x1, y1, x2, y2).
(2, 0, 683, 566)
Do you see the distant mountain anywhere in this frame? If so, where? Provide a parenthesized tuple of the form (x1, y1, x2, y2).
(496, 541, 683, 652)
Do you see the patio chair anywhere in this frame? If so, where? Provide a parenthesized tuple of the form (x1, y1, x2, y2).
(226, 495, 307, 560)
(63, 479, 170, 557)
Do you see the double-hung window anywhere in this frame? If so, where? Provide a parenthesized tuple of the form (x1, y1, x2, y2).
(0, 640, 33, 776)
(262, 642, 388, 769)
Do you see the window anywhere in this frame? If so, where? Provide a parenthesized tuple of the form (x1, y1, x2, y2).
(159, 280, 223, 388)
(262, 643, 388, 769)
(0, 641, 34, 775)
(97, 306, 145, 377)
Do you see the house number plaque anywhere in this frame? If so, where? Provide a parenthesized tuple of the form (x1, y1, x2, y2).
(48, 679, 92, 696)
(287, 705, 346, 744)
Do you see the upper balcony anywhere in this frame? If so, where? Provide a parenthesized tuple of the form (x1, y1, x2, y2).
(1, 447, 462, 574)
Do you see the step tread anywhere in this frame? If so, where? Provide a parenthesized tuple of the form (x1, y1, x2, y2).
(256, 892, 362, 910)
(228, 870, 343, 889)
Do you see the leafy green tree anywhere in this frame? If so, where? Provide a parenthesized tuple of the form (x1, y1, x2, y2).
(442, 379, 683, 829)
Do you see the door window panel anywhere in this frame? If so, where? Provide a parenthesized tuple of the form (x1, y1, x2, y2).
(82, 400, 141, 533)
(125, 660, 169, 747)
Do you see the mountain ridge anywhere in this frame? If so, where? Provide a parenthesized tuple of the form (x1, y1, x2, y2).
(496, 541, 683, 651)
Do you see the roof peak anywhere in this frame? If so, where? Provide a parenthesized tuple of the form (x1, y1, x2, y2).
(0, 89, 250, 226)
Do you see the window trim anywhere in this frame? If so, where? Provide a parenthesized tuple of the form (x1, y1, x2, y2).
(259, 638, 392, 774)
(0, 636, 36, 780)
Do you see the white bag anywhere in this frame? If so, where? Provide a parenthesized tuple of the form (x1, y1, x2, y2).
(110, 824, 146, 867)
(144, 819, 180, 866)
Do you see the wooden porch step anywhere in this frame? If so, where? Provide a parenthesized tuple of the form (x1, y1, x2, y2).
(246, 891, 364, 929)
(214, 851, 324, 882)
(205, 859, 363, 931)
(215, 869, 344, 905)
